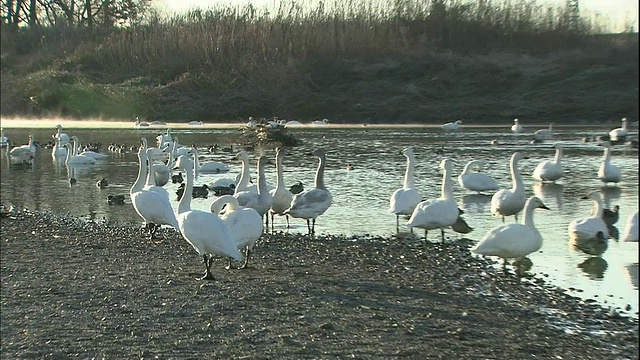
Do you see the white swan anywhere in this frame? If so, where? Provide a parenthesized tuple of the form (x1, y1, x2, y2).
(441, 120, 462, 131)
(9, 133, 36, 157)
(458, 160, 500, 193)
(1, 128, 10, 148)
(130, 144, 179, 239)
(283, 149, 332, 234)
(156, 128, 173, 148)
(234, 150, 258, 193)
(472, 196, 550, 269)
(532, 144, 564, 182)
(511, 118, 523, 133)
(622, 211, 639, 242)
(210, 195, 263, 269)
(568, 191, 610, 241)
(389, 147, 421, 229)
(234, 156, 273, 227)
(53, 124, 70, 145)
(134, 117, 149, 127)
(406, 159, 459, 243)
(533, 124, 554, 140)
(491, 152, 526, 222)
(192, 147, 230, 175)
(609, 117, 628, 142)
(71, 136, 108, 160)
(311, 118, 329, 125)
(269, 147, 294, 228)
(63, 143, 96, 165)
(51, 136, 67, 159)
(597, 141, 621, 184)
(174, 154, 242, 280)
(150, 141, 176, 187)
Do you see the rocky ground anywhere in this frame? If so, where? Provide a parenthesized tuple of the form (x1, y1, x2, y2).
(1, 208, 638, 359)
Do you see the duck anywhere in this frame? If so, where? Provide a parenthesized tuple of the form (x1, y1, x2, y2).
(210, 195, 263, 269)
(234, 156, 273, 227)
(176, 183, 209, 200)
(602, 205, 620, 226)
(389, 147, 422, 230)
(171, 172, 184, 184)
(457, 160, 500, 194)
(269, 148, 294, 229)
(63, 143, 96, 165)
(96, 178, 109, 189)
(191, 146, 230, 175)
(441, 120, 462, 131)
(491, 152, 526, 222)
(597, 141, 620, 184)
(622, 211, 638, 242)
(211, 184, 236, 197)
(568, 191, 610, 241)
(609, 117, 628, 142)
(406, 159, 459, 243)
(451, 215, 473, 234)
(174, 154, 242, 280)
(283, 149, 332, 235)
(533, 123, 554, 140)
(472, 196, 550, 270)
(511, 118, 523, 133)
(107, 194, 126, 205)
(289, 181, 304, 195)
(52, 124, 70, 145)
(532, 144, 564, 182)
(130, 143, 179, 240)
(345, 163, 354, 170)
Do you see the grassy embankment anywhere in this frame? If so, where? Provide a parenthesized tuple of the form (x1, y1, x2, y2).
(1, 0, 637, 124)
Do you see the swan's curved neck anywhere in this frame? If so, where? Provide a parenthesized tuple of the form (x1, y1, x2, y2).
(64, 145, 72, 164)
(602, 147, 611, 162)
(131, 150, 148, 194)
(404, 153, 416, 188)
(622, 120, 628, 131)
(592, 196, 604, 218)
(145, 157, 156, 187)
(210, 195, 237, 215)
(178, 161, 194, 214)
(72, 138, 80, 156)
(235, 155, 251, 193)
(510, 157, 523, 192)
(461, 161, 477, 176)
(522, 199, 536, 227)
(275, 151, 285, 190)
(314, 153, 327, 190)
(167, 142, 177, 168)
(441, 166, 453, 200)
(554, 148, 563, 163)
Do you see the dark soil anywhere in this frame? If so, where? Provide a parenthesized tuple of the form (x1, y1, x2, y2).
(1, 208, 638, 359)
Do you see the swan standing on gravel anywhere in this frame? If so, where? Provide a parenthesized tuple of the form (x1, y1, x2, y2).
(622, 211, 639, 242)
(210, 195, 263, 269)
(532, 144, 564, 182)
(389, 147, 421, 230)
(269, 148, 294, 229)
(458, 160, 500, 194)
(473, 196, 550, 270)
(533, 124, 554, 140)
(130, 143, 179, 240)
(283, 149, 332, 234)
(235, 156, 273, 228)
(406, 159, 459, 243)
(491, 152, 526, 222)
(597, 142, 621, 184)
(441, 120, 463, 131)
(511, 118, 523, 133)
(175, 155, 242, 280)
(609, 117, 629, 142)
(63, 143, 96, 165)
(568, 191, 610, 241)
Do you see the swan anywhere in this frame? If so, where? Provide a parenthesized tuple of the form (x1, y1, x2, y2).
(135, 117, 149, 127)
(622, 211, 638, 242)
(150, 141, 177, 187)
(311, 118, 329, 125)
(192, 147, 230, 175)
(0, 127, 9, 148)
(53, 124, 70, 145)
(51, 136, 67, 159)
(283, 149, 332, 234)
(472, 196, 550, 269)
(532, 144, 564, 182)
(597, 142, 621, 184)
(269, 148, 294, 228)
(156, 128, 173, 148)
(174, 154, 242, 280)
(511, 118, 523, 133)
(9, 133, 36, 157)
(210, 195, 263, 269)
(406, 159, 459, 243)
(491, 152, 526, 222)
(568, 191, 610, 241)
(130, 143, 179, 240)
(234, 156, 273, 227)
(234, 150, 258, 193)
(457, 160, 500, 193)
(389, 147, 421, 229)
(441, 120, 462, 131)
(285, 120, 303, 126)
(63, 143, 96, 165)
(609, 117, 628, 142)
(533, 124, 554, 140)
(71, 136, 108, 160)
(188, 121, 204, 126)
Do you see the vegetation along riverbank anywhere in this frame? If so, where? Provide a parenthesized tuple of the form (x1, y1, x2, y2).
(1, 0, 638, 124)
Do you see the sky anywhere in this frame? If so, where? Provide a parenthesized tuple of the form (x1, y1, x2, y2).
(155, 0, 638, 32)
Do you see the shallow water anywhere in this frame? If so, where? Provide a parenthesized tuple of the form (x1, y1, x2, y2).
(1, 123, 638, 316)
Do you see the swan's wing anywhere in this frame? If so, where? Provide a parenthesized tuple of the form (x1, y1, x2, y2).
(286, 189, 332, 218)
(132, 190, 178, 228)
(225, 209, 264, 248)
(179, 210, 242, 260)
(389, 188, 421, 214)
(235, 191, 258, 208)
(270, 188, 294, 214)
(473, 224, 541, 257)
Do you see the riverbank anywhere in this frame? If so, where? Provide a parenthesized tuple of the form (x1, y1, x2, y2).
(1, 208, 638, 358)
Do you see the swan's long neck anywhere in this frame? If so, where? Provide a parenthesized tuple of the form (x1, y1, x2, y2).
(602, 147, 611, 163)
(131, 150, 148, 194)
(64, 145, 72, 164)
(178, 161, 194, 214)
(314, 153, 327, 190)
(622, 120, 628, 131)
(522, 199, 537, 227)
(145, 158, 156, 187)
(257, 159, 268, 196)
(193, 148, 200, 179)
(167, 142, 177, 169)
(403, 153, 416, 189)
(461, 161, 476, 176)
(554, 148, 563, 163)
(592, 196, 604, 218)
(510, 156, 523, 192)
(441, 166, 453, 200)
(235, 155, 251, 193)
(275, 151, 285, 190)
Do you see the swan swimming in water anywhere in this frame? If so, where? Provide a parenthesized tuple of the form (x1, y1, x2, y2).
(283, 149, 332, 234)
(457, 160, 500, 193)
(9, 134, 36, 157)
(609, 117, 628, 142)
(511, 118, 523, 133)
(269, 147, 294, 229)
(568, 191, 610, 241)
(174, 154, 242, 280)
(532, 144, 564, 182)
(441, 120, 463, 131)
(533, 124, 554, 140)
(389, 147, 421, 230)
(63, 143, 96, 165)
(192, 146, 230, 175)
(71, 136, 108, 160)
(491, 152, 526, 222)
(406, 159, 459, 243)
(597, 141, 620, 184)
(51, 136, 67, 159)
(622, 211, 638, 242)
(473, 196, 550, 270)
(210, 195, 263, 269)
(53, 124, 70, 145)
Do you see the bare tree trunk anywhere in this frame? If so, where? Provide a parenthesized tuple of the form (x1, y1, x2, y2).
(6, 0, 13, 25)
(28, 0, 36, 26)
(12, 0, 22, 27)
(86, 0, 92, 27)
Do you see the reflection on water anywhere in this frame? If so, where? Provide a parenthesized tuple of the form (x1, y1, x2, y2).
(459, 194, 492, 213)
(626, 263, 639, 289)
(532, 182, 564, 210)
(570, 235, 608, 256)
(578, 257, 608, 280)
(608, 225, 620, 241)
(599, 186, 622, 208)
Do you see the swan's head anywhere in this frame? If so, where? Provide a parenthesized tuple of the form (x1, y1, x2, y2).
(455, 120, 463, 125)
(174, 154, 193, 170)
(513, 118, 519, 123)
(55, 124, 63, 129)
(140, 137, 149, 148)
(235, 150, 249, 161)
(622, 117, 627, 122)
(323, 118, 329, 123)
(276, 147, 287, 158)
(402, 147, 414, 157)
(312, 149, 326, 158)
(528, 196, 550, 210)
(580, 190, 602, 202)
(510, 152, 521, 164)
(553, 143, 563, 149)
(440, 159, 453, 171)
(258, 156, 268, 168)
